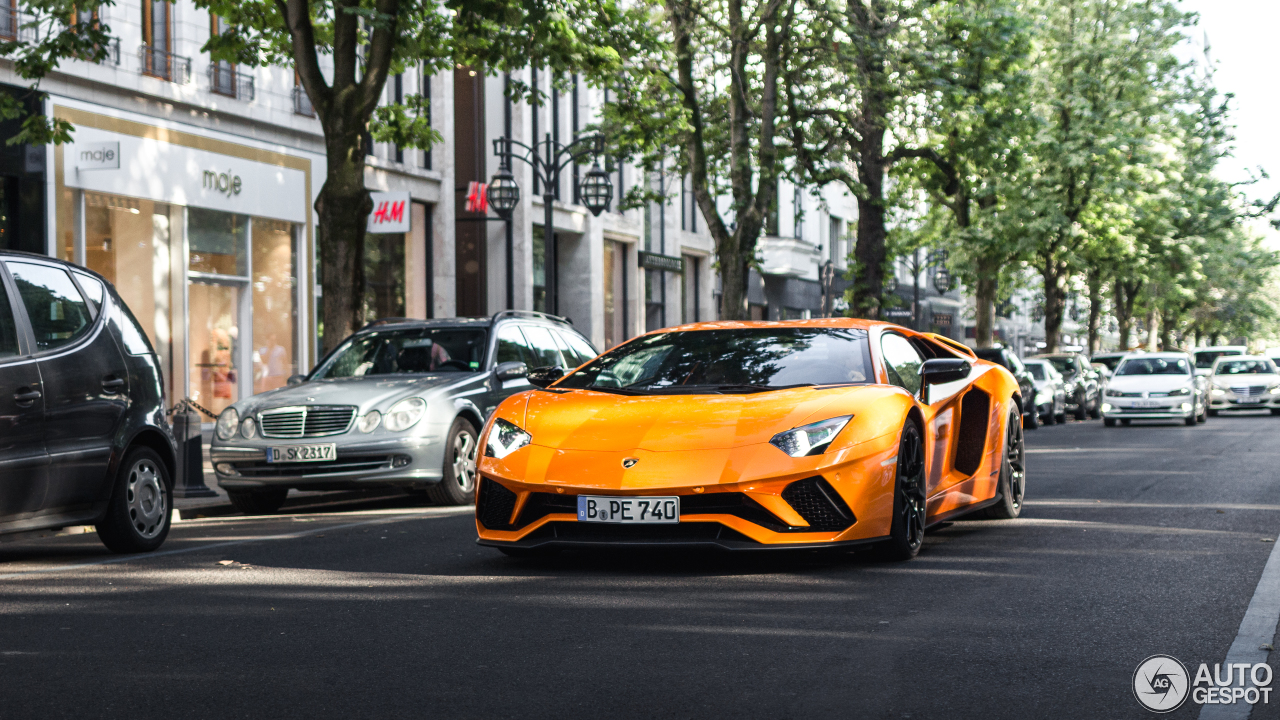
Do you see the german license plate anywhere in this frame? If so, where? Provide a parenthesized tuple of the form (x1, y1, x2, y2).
(1133, 400, 1163, 408)
(265, 444, 336, 463)
(577, 496, 679, 524)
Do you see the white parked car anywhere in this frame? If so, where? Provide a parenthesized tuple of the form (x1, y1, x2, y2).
(1101, 353, 1205, 427)
(1207, 356, 1280, 416)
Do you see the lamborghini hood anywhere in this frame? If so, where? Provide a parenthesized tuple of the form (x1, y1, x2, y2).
(521, 385, 878, 452)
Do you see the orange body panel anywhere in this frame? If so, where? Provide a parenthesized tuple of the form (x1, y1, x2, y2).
(476, 319, 1021, 549)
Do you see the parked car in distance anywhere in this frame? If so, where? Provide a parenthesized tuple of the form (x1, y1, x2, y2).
(1101, 353, 1204, 427)
(1092, 351, 1134, 379)
(1207, 356, 1280, 416)
(973, 346, 1040, 429)
(1023, 359, 1067, 425)
(210, 311, 598, 514)
(1192, 345, 1249, 377)
(1033, 352, 1101, 420)
(0, 251, 177, 552)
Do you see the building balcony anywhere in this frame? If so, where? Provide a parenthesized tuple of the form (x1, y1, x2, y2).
(138, 45, 190, 84)
(208, 64, 254, 101)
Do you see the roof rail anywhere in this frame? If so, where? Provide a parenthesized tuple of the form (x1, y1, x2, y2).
(490, 309, 573, 326)
(361, 317, 414, 329)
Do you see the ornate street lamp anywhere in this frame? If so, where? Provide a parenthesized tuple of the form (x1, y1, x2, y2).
(488, 169, 520, 219)
(933, 268, 953, 294)
(579, 162, 613, 216)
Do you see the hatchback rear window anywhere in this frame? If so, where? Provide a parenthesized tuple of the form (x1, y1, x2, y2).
(5, 261, 93, 352)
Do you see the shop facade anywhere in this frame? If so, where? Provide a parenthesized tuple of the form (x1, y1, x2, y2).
(49, 99, 320, 417)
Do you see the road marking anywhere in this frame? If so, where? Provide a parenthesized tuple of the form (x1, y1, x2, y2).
(0, 507, 474, 580)
(1198, 529, 1280, 720)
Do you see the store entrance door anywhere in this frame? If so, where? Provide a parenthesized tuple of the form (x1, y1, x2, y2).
(188, 280, 246, 416)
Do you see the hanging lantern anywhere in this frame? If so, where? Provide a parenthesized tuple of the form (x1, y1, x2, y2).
(579, 162, 614, 216)
(487, 169, 520, 219)
(933, 268, 953, 294)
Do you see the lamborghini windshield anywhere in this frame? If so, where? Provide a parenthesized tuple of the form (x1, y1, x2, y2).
(556, 328, 873, 394)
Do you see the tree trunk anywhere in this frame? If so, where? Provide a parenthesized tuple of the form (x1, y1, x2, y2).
(974, 255, 998, 348)
(852, 121, 888, 319)
(316, 125, 373, 352)
(1144, 309, 1159, 351)
(1041, 259, 1066, 353)
(718, 252, 749, 320)
(1160, 311, 1174, 351)
(1086, 271, 1102, 355)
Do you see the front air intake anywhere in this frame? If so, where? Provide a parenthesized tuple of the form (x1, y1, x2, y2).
(477, 477, 518, 530)
(781, 477, 855, 532)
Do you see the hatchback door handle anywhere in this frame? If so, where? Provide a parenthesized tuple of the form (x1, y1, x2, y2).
(13, 386, 41, 407)
(102, 375, 126, 393)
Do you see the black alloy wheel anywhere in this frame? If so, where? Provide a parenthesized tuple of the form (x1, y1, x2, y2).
(983, 407, 1026, 519)
(876, 421, 927, 561)
(1024, 404, 1039, 430)
(1090, 395, 1102, 419)
(1075, 393, 1088, 421)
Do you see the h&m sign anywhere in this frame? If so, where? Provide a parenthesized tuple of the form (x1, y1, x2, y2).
(367, 191, 411, 233)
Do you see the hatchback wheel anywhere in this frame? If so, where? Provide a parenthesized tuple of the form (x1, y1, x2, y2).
(96, 447, 172, 553)
(428, 418, 479, 505)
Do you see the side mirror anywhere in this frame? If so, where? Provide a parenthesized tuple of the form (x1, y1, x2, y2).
(286, 374, 307, 386)
(526, 366, 565, 389)
(494, 361, 528, 382)
(918, 358, 972, 394)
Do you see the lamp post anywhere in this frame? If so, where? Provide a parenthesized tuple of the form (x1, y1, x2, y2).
(901, 248, 949, 330)
(490, 133, 611, 316)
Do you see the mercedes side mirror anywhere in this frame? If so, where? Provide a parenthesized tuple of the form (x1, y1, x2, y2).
(286, 374, 307, 386)
(526, 366, 565, 389)
(494, 361, 528, 382)
(918, 358, 972, 397)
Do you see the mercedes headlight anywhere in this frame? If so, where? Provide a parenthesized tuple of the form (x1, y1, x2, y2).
(384, 398, 426, 432)
(240, 416, 257, 438)
(769, 416, 852, 457)
(486, 418, 532, 459)
(215, 407, 240, 441)
(357, 410, 382, 433)
(1213, 388, 1226, 396)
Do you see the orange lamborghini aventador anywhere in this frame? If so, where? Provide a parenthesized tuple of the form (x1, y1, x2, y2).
(475, 319, 1026, 560)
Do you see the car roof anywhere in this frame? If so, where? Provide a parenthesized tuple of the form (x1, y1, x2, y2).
(1214, 355, 1270, 363)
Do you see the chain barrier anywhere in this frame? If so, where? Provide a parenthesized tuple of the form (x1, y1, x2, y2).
(169, 397, 219, 420)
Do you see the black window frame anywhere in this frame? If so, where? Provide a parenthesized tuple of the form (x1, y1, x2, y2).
(3, 258, 102, 357)
(0, 258, 31, 359)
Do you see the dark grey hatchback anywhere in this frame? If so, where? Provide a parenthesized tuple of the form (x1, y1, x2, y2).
(0, 251, 177, 552)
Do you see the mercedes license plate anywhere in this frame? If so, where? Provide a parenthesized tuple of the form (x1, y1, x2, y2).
(265, 444, 336, 463)
(577, 496, 679, 524)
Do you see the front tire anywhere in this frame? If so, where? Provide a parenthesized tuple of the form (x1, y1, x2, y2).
(1185, 415, 1197, 426)
(1074, 397, 1088, 421)
(983, 407, 1026, 519)
(875, 421, 927, 561)
(228, 488, 289, 515)
(1089, 398, 1102, 419)
(96, 447, 172, 553)
(427, 418, 479, 505)
(1024, 406, 1039, 430)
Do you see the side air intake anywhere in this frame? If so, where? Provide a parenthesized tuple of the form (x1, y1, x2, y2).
(476, 477, 518, 530)
(953, 388, 990, 476)
(781, 477, 856, 532)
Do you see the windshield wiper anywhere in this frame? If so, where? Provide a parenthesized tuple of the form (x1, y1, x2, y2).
(711, 383, 815, 393)
(585, 386, 652, 395)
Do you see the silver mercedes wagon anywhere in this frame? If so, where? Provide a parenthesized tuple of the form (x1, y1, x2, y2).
(209, 311, 596, 514)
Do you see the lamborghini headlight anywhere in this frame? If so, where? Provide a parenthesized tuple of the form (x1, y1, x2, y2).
(384, 398, 426, 432)
(769, 415, 852, 457)
(215, 407, 239, 441)
(486, 418, 532, 459)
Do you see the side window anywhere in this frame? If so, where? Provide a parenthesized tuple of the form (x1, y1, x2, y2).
(72, 271, 105, 317)
(561, 331, 598, 365)
(5, 262, 93, 352)
(0, 277, 19, 358)
(880, 333, 924, 395)
(522, 325, 565, 368)
(494, 324, 532, 366)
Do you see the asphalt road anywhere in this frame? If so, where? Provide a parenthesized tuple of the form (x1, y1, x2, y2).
(4, 413, 1280, 719)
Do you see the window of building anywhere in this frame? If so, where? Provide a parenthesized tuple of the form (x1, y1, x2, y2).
(420, 69, 431, 169)
(252, 219, 298, 393)
(141, 0, 172, 79)
(603, 239, 626, 349)
(682, 254, 699, 324)
(829, 216, 842, 264)
(532, 225, 548, 314)
(209, 15, 236, 97)
(364, 231, 406, 323)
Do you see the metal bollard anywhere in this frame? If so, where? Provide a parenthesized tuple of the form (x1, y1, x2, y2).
(172, 407, 217, 498)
